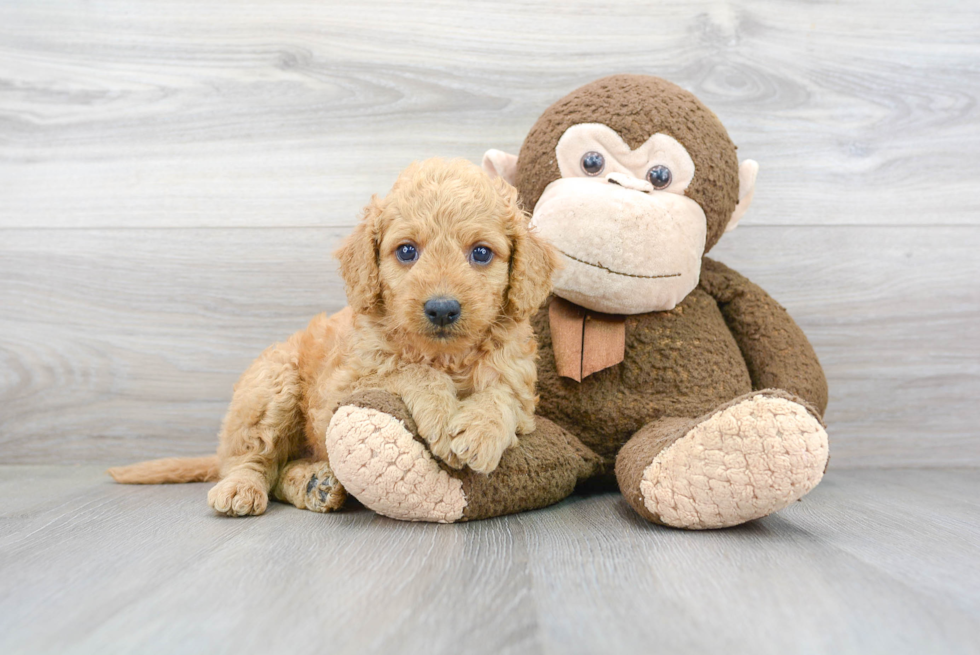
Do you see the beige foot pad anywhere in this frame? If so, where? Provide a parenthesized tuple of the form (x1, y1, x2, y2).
(326, 405, 467, 523)
(641, 394, 829, 529)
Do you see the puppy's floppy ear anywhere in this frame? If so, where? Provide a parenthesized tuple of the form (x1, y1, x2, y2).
(500, 181, 558, 322)
(335, 195, 384, 315)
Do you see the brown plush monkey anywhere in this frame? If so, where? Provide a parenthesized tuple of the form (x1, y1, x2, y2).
(325, 75, 829, 529)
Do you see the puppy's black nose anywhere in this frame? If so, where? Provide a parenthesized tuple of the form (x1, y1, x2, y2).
(424, 297, 461, 327)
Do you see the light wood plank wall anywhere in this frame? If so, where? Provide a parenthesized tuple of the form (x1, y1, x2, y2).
(1, 0, 978, 467)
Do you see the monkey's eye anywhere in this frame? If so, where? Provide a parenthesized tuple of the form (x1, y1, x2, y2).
(580, 151, 605, 176)
(470, 245, 494, 265)
(395, 243, 418, 263)
(647, 165, 672, 189)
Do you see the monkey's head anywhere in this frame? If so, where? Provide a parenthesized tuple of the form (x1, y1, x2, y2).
(483, 75, 758, 315)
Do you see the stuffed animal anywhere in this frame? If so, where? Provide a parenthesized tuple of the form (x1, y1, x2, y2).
(324, 75, 829, 529)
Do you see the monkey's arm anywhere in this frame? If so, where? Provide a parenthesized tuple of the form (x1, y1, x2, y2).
(346, 363, 463, 466)
(699, 257, 828, 416)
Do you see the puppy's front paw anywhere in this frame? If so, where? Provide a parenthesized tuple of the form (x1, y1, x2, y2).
(423, 429, 464, 469)
(447, 409, 517, 474)
(208, 477, 268, 516)
(413, 409, 463, 469)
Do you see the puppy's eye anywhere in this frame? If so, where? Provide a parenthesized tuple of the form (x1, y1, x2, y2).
(647, 165, 672, 189)
(470, 245, 493, 265)
(395, 243, 418, 263)
(581, 151, 605, 176)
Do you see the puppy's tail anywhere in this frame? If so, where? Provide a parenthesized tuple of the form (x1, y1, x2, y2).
(107, 455, 220, 484)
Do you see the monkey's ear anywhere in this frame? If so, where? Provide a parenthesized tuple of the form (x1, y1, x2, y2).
(482, 149, 519, 187)
(335, 195, 384, 315)
(725, 160, 759, 233)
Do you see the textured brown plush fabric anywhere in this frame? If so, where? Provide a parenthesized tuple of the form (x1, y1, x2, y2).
(459, 416, 601, 521)
(698, 258, 829, 414)
(516, 74, 739, 253)
(533, 289, 754, 467)
(533, 262, 827, 468)
(339, 390, 602, 521)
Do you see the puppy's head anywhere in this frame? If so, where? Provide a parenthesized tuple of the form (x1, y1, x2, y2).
(336, 158, 557, 353)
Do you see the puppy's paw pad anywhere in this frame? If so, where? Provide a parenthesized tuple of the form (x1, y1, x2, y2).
(208, 478, 268, 517)
(304, 466, 346, 513)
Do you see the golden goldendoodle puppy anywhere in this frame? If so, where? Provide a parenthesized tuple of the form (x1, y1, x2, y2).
(109, 158, 558, 516)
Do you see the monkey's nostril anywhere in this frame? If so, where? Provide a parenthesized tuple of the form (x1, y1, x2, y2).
(606, 172, 652, 193)
(424, 297, 461, 327)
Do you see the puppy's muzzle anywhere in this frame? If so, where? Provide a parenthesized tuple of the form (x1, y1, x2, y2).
(424, 297, 461, 327)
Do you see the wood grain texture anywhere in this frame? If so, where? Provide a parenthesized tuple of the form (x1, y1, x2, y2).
(0, 466, 977, 655)
(1, 0, 978, 229)
(1, 0, 978, 467)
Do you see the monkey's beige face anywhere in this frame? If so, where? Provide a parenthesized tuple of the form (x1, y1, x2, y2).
(483, 79, 759, 316)
(529, 123, 707, 314)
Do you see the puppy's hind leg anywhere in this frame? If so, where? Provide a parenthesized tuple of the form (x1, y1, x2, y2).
(208, 341, 306, 517)
(273, 459, 347, 513)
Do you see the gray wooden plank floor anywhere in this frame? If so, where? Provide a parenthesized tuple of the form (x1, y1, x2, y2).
(0, 466, 977, 655)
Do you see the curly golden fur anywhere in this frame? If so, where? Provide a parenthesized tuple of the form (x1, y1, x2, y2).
(108, 158, 557, 517)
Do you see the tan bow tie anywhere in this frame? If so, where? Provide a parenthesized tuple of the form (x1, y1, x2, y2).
(548, 297, 626, 382)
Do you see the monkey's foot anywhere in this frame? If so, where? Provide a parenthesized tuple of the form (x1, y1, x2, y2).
(325, 390, 601, 523)
(619, 390, 829, 530)
(327, 401, 466, 523)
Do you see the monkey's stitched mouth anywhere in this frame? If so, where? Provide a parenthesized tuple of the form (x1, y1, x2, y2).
(557, 249, 682, 280)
